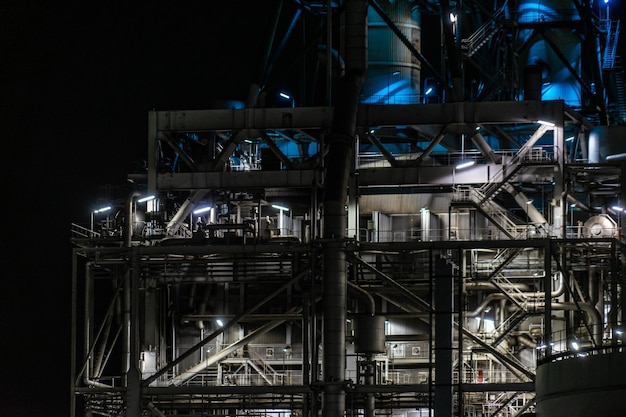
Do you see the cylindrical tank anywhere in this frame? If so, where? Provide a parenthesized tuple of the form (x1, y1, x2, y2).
(536, 352, 626, 416)
(583, 214, 616, 238)
(517, 0, 581, 106)
(362, 1, 420, 104)
(588, 126, 626, 162)
(354, 315, 386, 353)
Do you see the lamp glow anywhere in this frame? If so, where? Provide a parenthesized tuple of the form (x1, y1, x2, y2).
(216, 319, 224, 327)
(94, 206, 112, 214)
(612, 206, 624, 212)
(193, 206, 212, 214)
(456, 160, 475, 169)
(272, 204, 289, 211)
(137, 195, 155, 203)
(279, 92, 291, 100)
(424, 87, 433, 96)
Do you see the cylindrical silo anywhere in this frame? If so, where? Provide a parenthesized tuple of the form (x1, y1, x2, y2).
(518, 0, 581, 106)
(536, 351, 626, 416)
(362, 0, 420, 104)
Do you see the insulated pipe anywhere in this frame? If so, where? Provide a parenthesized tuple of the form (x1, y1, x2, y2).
(322, 1, 367, 416)
(466, 272, 565, 317)
(124, 191, 141, 248)
(347, 281, 375, 316)
(532, 302, 602, 345)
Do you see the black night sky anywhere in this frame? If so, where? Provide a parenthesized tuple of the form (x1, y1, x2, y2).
(2, 3, 278, 416)
(2, 2, 626, 416)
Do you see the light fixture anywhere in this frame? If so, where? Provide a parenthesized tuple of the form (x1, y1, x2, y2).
(537, 120, 555, 127)
(279, 92, 291, 100)
(272, 204, 289, 211)
(456, 160, 475, 169)
(570, 340, 580, 351)
(137, 195, 155, 203)
(615, 328, 623, 335)
(565, 136, 575, 142)
(90, 206, 112, 237)
(611, 206, 624, 212)
(424, 87, 433, 96)
(216, 319, 224, 327)
(193, 206, 212, 214)
(93, 206, 112, 214)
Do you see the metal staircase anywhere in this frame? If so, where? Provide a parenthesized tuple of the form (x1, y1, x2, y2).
(453, 186, 526, 240)
(602, 19, 620, 70)
(461, 4, 507, 58)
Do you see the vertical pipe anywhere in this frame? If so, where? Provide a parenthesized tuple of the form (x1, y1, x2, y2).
(544, 241, 553, 356)
(322, 1, 366, 415)
(126, 249, 142, 416)
(434, 256, 454, 417)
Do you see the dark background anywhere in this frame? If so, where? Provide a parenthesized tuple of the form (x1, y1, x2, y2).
(2, 2, 626, 416)
(2, 3, 277, 416)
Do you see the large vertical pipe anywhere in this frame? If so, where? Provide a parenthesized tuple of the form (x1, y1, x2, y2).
(434, 255, 454, 417)
(322, 1, 367, 416)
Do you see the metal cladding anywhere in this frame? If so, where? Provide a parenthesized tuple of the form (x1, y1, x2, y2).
(362, 1, 421, 104)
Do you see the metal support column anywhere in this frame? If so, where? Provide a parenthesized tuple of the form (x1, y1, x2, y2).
(434, 255, 454, 417)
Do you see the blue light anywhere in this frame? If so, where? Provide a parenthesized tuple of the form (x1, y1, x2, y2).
(425, 87, 433, 96)
(279, 92, 291, 100)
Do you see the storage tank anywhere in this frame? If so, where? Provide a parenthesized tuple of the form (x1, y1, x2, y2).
(536, 351, 626, 416)
(362, 1, 420, 104)
(518, 0, 582, 107)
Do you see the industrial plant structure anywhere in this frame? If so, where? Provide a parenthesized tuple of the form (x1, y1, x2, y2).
(71, 1, 626, 416)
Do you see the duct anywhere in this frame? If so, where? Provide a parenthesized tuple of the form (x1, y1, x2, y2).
(347, 281, 375, 316)
(466, 272, 565, 317)
(166, 190, 208, 236)
(465, 281, 531, 292)
(530, 302, 602, 345)
(517, 333, 537, 349)
(566, 194, 592, 213)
